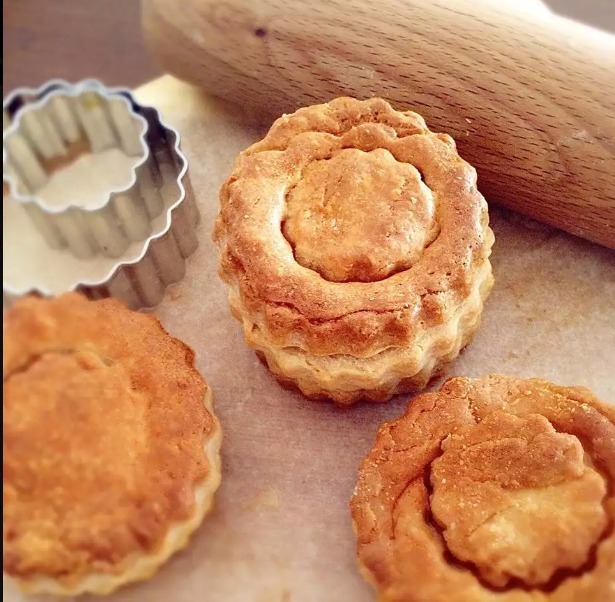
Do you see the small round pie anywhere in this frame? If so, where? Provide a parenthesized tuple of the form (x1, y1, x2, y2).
(350, 375, 615, 602)
(3, 293, 222, 596)
(214, 97, 494, 404)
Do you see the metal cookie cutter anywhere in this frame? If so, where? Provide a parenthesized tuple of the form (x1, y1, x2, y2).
(3, 79, 199, 309)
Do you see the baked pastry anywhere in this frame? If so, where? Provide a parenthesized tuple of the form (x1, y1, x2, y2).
(3, 293, 222, 596)
(350, 375, 615, 602)
(214, 97, 494, 404)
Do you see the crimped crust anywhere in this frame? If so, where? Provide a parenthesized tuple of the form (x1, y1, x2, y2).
(350, 375, 615, 601)
(214, 97, 494, 402)
(3, 293, 222, 595)
(229, 259, 491, 404)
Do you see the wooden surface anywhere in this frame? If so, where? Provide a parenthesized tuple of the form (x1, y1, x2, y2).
(3, 0, 159, 92)
(142, 0, 615, 249)
(5, 74, 614, 602)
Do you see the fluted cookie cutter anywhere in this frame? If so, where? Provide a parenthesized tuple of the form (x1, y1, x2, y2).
(3, 79, 199, 309)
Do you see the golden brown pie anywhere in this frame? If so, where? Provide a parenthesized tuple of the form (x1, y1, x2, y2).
(3, 293, 222, 596)
(214, 97, 494, 404)
(351, 375, 615, 602)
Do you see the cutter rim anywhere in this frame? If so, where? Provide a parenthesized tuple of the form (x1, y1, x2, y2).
(3, 84, 149, 214)
(2, 79, 193, 301)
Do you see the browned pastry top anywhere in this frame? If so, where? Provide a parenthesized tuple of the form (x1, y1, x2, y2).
(283, 148, 438, 282)
(215, 97, 493, 356)
(351, 375, 615, 602)
(3, 293, 216, 580)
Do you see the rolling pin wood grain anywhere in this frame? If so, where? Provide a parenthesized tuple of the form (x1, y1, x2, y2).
(142, 0, 615, 248)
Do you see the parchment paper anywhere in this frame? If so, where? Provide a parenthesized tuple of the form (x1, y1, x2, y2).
(4, 76, 614, 602)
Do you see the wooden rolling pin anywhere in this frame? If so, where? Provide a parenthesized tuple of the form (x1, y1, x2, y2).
(142, 0, 615, 248)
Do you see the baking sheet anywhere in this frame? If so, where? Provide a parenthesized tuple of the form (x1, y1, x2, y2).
(4, 76, 615, 602)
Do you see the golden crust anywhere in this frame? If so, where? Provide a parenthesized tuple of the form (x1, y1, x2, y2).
(3, 293, 222, 595)
(282, 147, 439, 283)
(214, 97, 494, 403)
(350, 375, 615, 602)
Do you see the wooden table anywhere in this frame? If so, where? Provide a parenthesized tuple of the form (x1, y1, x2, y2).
(3, 0, 160, 92)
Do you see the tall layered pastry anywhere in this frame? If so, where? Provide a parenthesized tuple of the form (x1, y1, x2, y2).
(215, 98, 494, 404)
